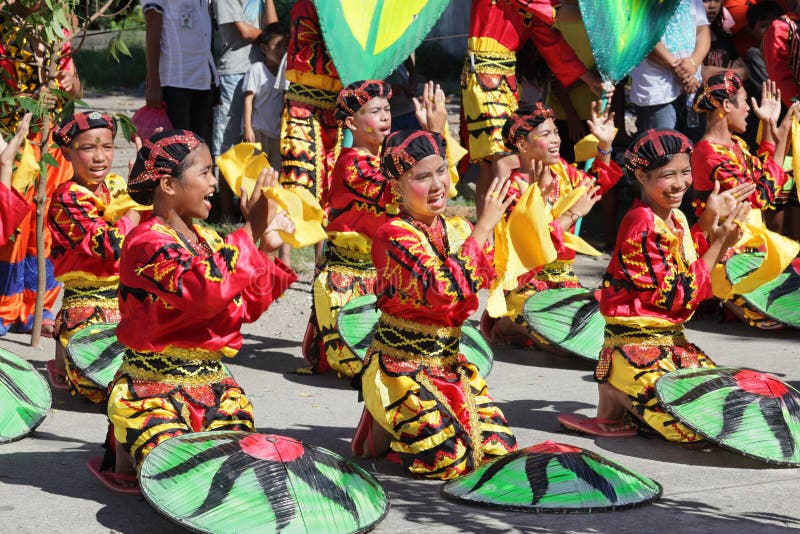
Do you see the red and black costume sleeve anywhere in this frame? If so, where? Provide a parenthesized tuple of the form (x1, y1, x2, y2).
(691, 137, 787, 215)
(371, 218, 495, 327)
(325, 148, 398, 238)
(600, 201, 713, 325)
(117, 220, 296, 354)
(47, 181, 135, 279)
(0, 183, 29, 245)
(763, 14, 800, 108)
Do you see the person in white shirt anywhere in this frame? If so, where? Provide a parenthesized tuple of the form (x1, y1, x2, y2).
(242, 22, 290, 171)
(142, 0, 216, 141)
(629, 0, 711, 138)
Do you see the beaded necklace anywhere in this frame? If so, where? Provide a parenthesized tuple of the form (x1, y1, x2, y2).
(402, 212, 449, 258)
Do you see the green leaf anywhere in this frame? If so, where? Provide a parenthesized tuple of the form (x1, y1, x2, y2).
(41, 152, 59, 168)
(115, 113, 137, 142)
(115, 37, 132, 59)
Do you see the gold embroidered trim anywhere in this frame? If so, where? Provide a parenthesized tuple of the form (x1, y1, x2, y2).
(603, 325, 687, 348)
(372, 340, 460, 366)
(379, 313, 462, 338)
(287, 83, 338, 110)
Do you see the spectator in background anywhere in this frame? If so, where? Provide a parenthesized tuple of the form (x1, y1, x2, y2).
(742, 1, 785, 147)
(762, 0, 800, 240)
(701, 0, 749, 81)
(629, 0, 710, 140)
(212, 0, 278, 219)
(386, 56, 421, 132)
(242, 22, 290, 171)
(143, 0, 215, 142)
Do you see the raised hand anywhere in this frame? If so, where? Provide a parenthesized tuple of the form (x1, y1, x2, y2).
(586, 100, 616, 149)
(751, 80, 781, 127)
(412, 81, 447, 134)
(240, 167, 280, 240)
(472, 176, 515, 244)
(127, 135, 143, 179)
(0, 112, 32, 188)
(567, 177, 601, 219)
(710, 201, 749, 252)
(704, 180, 756, 221)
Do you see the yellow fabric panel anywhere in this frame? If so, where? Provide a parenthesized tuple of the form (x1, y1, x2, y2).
(11, 139, 38, 193)
(374, 0, 428, 55)
(216, 142, 269, 198)
(340, 0, 377, 50)
(443, 127, 465, 197)
(262, 185, 327, 248)
(103, 173, 146, 221)
(328, 231, 372, 253)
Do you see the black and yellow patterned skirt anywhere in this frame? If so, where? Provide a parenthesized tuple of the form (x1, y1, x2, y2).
(107, 348, 254, 467)
(595, 323, 716, 442)
(460, 47, 518, 162)
(56, 280, 121, 403)
(361, 313, 517, 480)
(305, 243, 375, 377)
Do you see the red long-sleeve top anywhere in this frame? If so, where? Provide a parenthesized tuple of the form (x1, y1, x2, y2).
(600, 200, 712, 326)
(117, 219, 296, 355)
(285, 0, 342, 93)
(325, 147, 398, 238)
(691, 137, 787, 215)
(763, 13, 800, 107)
(468, 0, 586, 88)
(48, 176, 136, 283)
(0, 183, 29, 245)
(371, 216, 495, 327)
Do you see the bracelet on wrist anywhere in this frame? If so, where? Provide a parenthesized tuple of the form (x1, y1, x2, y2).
(596, 146, 612, 156)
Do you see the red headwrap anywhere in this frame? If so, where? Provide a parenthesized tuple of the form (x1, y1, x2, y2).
(128, 129, 203, 205)
(502, 102, 555, 150)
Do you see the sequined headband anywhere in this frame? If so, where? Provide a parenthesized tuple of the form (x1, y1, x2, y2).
(503, 102, 555, 150)
(53, 111, 116, 147)
(335, 80, 393, 121)
(694, 70, 742, 113)
(381, 129, 446, 180)
(624, 128, 692, 173)
(128, 129, 203, 205)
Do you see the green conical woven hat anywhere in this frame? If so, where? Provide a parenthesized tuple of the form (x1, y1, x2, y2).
(337, 294, 494, 376)
(139, 431, 390, 533)
(441, 440, 661, 512)
(522, 287, 604, 361)
(656, 367, 800, 466)
(0, 347, 51, 444)
(66, 322, 125, 390)
(725, 253, 800, 328)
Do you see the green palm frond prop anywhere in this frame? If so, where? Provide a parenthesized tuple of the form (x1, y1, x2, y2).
(313, 0, 449, 84)
(578, 0, 682, 82)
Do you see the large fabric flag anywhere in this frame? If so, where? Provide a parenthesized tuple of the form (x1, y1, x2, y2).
(313, 0, 450, 84)
(578, 0, 682, 82)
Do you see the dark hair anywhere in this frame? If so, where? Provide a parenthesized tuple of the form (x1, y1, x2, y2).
(260, 22, 289, 44)
(747, 1, 784, 29)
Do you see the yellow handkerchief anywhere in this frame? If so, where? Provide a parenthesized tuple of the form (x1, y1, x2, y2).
(262, 186, 326, 248)
(103, 174, 148, 221)
(443, 127, 466, 198)
(217, 142, 269, 198)
(11, 139, 38, 194)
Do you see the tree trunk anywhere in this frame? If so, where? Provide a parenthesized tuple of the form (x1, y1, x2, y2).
(30, 50, 60, 348)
